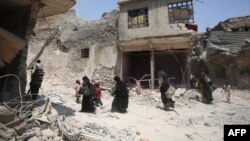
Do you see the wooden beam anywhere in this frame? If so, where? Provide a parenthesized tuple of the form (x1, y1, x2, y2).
(120, 51, 123, 80)
(0, 59, 5, 69)
(119, 36, 195, 52)
(0, 27, 26, 63)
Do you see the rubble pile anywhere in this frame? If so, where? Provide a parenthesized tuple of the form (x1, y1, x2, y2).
(191, 15, 250, 89)
(128, 88, 201, 108)
(129, 89, 161, 106)
(92, 68, 116, 88)
(0, 97, 60, 141)
(213, 15, 250, 31)
(27, 9, 119, 89)
(82, 122, 111, 137)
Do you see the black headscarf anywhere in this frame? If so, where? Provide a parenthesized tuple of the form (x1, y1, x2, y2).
(114, 76, 121, 82)
(82, 76, 91, 87)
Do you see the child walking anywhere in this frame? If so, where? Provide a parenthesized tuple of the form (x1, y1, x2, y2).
(222, 81, 231, 102)
(94, 83, 103, 107)
(74, 80, 81, 103)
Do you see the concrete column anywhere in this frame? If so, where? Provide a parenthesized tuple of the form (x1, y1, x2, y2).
(120, 51, 123, 80)
(150, 49, 155, 90)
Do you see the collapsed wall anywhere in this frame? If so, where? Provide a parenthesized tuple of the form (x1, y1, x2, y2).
(0, 2, 40, 102)
(27, 9, 119, 88)
(191, 16, 250, 89)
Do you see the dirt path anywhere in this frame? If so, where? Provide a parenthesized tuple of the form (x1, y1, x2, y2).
(41, 85, 250, 141)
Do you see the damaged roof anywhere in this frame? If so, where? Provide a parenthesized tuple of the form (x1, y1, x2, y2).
(213, 16, 250, 31)
(206, 31, 250, 56)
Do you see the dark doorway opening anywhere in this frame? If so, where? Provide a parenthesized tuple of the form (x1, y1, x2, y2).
(122, 50, 190, 89)
(122, 51, 151, 88)
(155, 51, 188, 86)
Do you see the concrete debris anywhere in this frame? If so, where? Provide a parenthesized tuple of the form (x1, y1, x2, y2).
(41, 128, 56, 138)
(0, 126, 16, 141)
(174, 88, 187, 98)
(140, 136, 150, 141)
(204, 122, 211, 127)
(213, 15, 250, 31)
(116, 128, 136, 141)
(191, 16, 250, 89)
(28, 136, 40, 141)
(0, 106, 15, 125)
(57, 116, 81, 141)
(82, 122, 111, 137)
(27, 9, 119, 87)
(14, 122, 27, 136)
(136, 131, 141, 135)
(2, 84, 249, 141)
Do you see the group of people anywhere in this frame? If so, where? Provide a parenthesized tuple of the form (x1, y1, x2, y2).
(29, 60, 229, 112)
(190, 72, 231, 104)
(74, 76, 129, 113)
(159, 70, 231, 110)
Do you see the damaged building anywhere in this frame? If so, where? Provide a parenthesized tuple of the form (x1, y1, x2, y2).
(0, 0, 75, 101)
(27, 9, 119, 88)
(27, 0, 198, 91)
(191, 16, 250, 89)
(117, 0, 197, 89)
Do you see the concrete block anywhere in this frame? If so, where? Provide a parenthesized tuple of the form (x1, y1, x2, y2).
(28, 136, 40, 141)
(14, 122, 27, 135)
(0, 106, 15, 125)
(7, 118, 21, 128)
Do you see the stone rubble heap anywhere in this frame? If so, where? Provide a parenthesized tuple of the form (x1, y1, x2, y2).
(82, 123, 111, 137)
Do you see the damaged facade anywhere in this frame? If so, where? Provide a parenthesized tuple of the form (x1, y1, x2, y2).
(117, 0, 197, 89)
(0, 0, 76, 139)
(0, 0, 40, 102)
(28, 0, 198, 90)
(0, 0, 76, 102)
(0, 0, 75, 101)
(27, 9, 119, 88)
(191, 16, 250, 89)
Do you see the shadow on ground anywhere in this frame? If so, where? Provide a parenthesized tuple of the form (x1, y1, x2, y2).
(52, 102, 76, 116)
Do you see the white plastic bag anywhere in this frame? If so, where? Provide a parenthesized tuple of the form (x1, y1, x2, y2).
(165, 85, 176, 99)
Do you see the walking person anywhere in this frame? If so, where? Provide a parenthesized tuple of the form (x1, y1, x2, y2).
(35, 59, 43, 69)
(111, 76, 129, 113)
(94, 83, 103, 107)
(74, 80, 81, 103)
(80, 76, 96, 113)
(159, 71, 175, 110)
(30, 65, 45, 100)
(199, 72, 213, 104)
(222, 81, 231, 102)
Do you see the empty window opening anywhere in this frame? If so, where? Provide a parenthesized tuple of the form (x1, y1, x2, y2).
(128, 8, 149, 29)
(81, 48, 89, 58)
(168, 0, 194, 24)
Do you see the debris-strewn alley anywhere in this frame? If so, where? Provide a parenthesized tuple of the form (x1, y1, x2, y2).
(2, 82, 250, 141)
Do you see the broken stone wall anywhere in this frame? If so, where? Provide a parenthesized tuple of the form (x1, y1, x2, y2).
(118, 0, 195, 41)
(233, 47, 250, 89)
(191, 24, 250, 89)
(27, 9, 119, 88)
(0, 2, 40, 102)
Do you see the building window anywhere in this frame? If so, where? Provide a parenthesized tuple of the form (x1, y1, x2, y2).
(168, 0, 194, 24)
(81, 48, 89, 58)
(128, 8, 149, 29)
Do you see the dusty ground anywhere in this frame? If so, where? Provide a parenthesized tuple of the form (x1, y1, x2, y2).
(39, 78, 250, 141)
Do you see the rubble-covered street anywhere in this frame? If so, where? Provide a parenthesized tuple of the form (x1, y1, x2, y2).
(2, 82, 250, 141)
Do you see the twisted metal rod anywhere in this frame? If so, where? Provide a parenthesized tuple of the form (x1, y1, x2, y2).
(0, 74, 23, 115)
